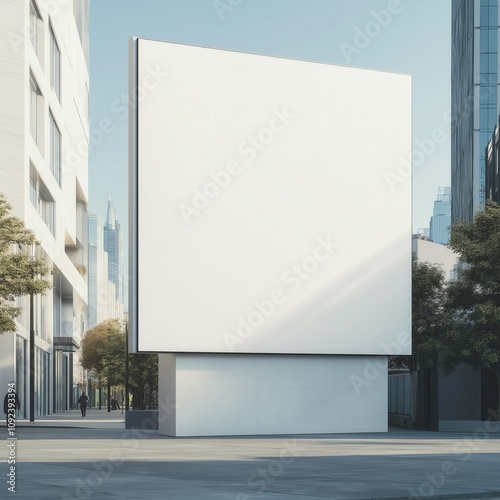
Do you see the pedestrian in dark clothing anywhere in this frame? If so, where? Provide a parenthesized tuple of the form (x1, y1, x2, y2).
(78, 392, 89, 417)
(3, 391, 20, 424)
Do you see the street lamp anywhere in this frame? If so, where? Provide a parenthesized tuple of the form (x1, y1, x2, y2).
(29, 288, 35, 422)
(87, 374, 92, 407)
(125, 317, 129, 412)
(29, 244, 35, 422)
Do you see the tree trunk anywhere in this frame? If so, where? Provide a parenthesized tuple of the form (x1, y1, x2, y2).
(99, 382, 102, 410)
(107, 376, 111, 412)
(497, 374, 500, 420)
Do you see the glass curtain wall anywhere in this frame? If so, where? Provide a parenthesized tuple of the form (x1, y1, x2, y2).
(479, 0, 499, 206)
(35, 346, 49, 417)
(54, 350, 69, 412)
(15, 336, 27, 419)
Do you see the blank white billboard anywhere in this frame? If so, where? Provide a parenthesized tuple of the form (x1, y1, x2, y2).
(129, 38, 411, 355)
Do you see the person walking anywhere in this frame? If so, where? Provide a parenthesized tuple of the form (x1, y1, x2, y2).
(78, 392, 89, 417)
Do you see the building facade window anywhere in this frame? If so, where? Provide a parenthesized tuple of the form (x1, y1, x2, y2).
(30, 75, 41, 144)
(478, 0, 498, 207)
(29, 171, 37, 207)
(39, 191, 55, 235)
(31, 168, 56, 236)
(30, 1, 41, 57)
(54, 351, 68, 412)
(50, 24, 61, 100)
(15, 336, 27, 420)
(53, 281, 61, 337)
(39, 294, 47, 340)
(35, 347, 49, 417)
(49, 112, 61, 185)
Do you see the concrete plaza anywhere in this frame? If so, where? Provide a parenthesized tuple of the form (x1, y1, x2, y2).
(1, 409, 500, 500)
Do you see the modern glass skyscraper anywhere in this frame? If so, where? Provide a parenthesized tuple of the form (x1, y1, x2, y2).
(451, 0, 499, 222)
(104, 198, 124, 304)
(486, 121, 500, 200)
(429, 187, 451, 245)
(88, 212, 124, 330)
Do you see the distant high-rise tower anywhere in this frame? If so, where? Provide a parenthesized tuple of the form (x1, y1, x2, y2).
(429, 187, 451, 245)
(104, 198, 123, 303)
(451, 0, 499, 223)
(88, 212, 124, 329)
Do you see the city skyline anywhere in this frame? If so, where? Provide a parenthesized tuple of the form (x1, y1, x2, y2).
(429, 186, 451, 244)
(104, 197, 124, 305)
(88, 211, 124, 329)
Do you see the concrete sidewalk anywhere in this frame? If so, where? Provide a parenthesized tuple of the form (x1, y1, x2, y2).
(1, 419, 499, 500)
(3, 408, 125, 430)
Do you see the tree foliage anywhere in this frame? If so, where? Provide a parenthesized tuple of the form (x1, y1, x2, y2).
(81, 319, 158, 409)
(0, 193, 52, 334)
(389, 254, 445, 371)
(441, 200, 500, 412)
(129, 353, 158, 409)
(81, 319, 125, 385)
(412, 254, 446, 354)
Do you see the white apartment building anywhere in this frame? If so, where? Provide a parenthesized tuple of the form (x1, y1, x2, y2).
(0, 0, 89, 416)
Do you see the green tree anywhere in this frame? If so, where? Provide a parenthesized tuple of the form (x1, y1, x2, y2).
(412, 254, 446, 356)
(129, 353, 158, 409)
(0, 193, 52, 334)
(389, 254, 445, 371)
(81, 319, 125, 410)
(441, 200, 500, 415)
(81, 319, 159, 411)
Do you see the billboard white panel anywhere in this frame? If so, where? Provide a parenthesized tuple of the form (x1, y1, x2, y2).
(130, 38, 411, 355)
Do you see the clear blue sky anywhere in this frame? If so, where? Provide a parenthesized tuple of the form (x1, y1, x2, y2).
(89, 0, 451, 261)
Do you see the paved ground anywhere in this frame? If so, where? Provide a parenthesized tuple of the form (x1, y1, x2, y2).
(1, 410, 500, 500)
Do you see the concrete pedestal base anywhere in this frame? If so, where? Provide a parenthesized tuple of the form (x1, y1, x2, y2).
(158, 354, 388, 437)
(125, 410, 158, 429)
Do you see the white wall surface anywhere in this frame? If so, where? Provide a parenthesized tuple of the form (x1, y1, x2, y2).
(158, 354, 388, 436)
